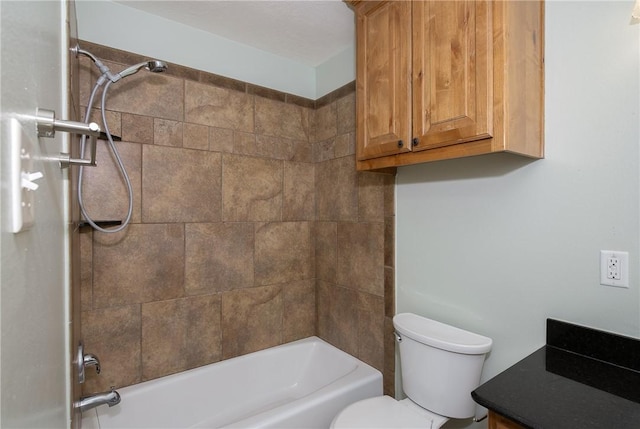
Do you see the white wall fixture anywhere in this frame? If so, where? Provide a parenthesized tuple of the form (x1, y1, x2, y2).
(9, 118, 43, 233)
(600, 250, 629, 288)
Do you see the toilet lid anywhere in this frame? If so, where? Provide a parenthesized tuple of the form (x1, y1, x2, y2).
(331, 396, 448, 429)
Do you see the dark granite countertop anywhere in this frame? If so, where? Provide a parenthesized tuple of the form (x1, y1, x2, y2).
(472, 319, 640, 429)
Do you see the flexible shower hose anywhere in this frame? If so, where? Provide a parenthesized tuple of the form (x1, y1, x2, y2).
(78, 77, 133, 233)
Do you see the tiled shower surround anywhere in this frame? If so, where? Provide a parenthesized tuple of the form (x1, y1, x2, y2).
(78, 42, 395, 396)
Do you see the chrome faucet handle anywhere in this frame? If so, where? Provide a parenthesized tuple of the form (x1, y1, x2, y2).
(76, 342, 102, 384)
(77, 342, 86, 384)
(83, 353, 101, 375)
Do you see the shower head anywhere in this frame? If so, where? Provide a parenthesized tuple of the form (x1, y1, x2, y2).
(146, 61, 168, 73)
(117, 60, 168, 79)
(73, 46, 168, 84)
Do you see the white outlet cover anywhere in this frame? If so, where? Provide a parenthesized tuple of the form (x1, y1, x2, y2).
(600, 250, 629, 288)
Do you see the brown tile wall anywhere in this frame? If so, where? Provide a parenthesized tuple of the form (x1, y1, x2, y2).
(78, 41, 395, 397)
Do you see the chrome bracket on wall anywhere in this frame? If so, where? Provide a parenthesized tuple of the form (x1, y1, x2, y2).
(36, 108, 101, 169)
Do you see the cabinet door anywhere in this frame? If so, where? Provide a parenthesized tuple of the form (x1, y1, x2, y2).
(412, 0, 492, 150)
(355, 1, 412, 161)
(488, 411, 526, 429)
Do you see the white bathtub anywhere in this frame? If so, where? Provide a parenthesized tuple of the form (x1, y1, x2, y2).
(81, 336, 382, 428)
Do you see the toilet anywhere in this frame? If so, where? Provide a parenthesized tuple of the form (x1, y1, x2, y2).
(331, 313, 492, 429)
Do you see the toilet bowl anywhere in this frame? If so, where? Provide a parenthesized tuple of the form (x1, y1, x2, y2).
(331, 313, 492, 429)
(331, 396, 449, 428)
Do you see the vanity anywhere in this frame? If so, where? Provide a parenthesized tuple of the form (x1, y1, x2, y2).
(472, 319, 640, 429)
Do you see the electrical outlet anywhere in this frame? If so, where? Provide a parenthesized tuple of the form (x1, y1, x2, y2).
(607, 256, 620, 280)
(600, 250, 629, 288)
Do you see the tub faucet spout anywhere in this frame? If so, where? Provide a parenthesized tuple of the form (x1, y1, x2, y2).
(78, 387, 121, 413)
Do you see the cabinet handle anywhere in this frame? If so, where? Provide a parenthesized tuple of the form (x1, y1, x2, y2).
(397, 140, 404, 148)
(412, 138, 419, 147)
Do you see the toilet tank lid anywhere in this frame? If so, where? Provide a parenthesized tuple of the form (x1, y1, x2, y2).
(393, 313, 492, 355)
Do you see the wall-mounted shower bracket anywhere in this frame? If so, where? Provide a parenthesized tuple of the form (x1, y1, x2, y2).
(36, 108, 101, 169)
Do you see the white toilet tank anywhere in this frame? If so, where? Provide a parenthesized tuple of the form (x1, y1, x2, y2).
(393, 313, 492, 419)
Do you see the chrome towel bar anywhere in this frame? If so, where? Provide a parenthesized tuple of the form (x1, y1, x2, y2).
(36, 108, 101, 168)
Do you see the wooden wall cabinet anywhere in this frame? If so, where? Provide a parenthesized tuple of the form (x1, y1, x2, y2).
(347, 0, 544, 171)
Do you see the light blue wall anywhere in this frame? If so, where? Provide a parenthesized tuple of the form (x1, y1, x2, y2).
(75, 0, 355, 99)
(396, 0, 640, 408)
(316, 45, 356, 97)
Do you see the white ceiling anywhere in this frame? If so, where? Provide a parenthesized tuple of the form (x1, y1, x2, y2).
(114, 1, 355, 67)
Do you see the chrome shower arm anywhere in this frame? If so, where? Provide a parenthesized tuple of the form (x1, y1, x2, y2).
(72, 45, 119, 83)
